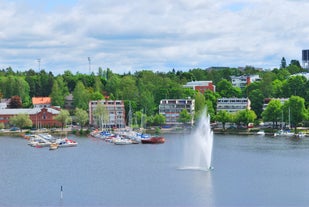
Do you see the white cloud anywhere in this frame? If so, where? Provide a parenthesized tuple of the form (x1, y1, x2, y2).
(0, 0, 309, 74)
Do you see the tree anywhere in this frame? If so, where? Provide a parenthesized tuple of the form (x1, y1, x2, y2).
(178, 109, 192, 125)
(194, 92, 205, 115)
(50, 80, 63, 107)
(261, 99, 282, 128)
(50, 76, 69, 107)
(91, 91, 104, 100)
(215, 110, 232, 130)
(248, 89, 264, 118)
(54, 110, 71, 130)
(73, 81, 90, 110)
(283, 96, 306, 132)
(74, 108, 89, 130)
(93, 101, 109, 129)
(153, 113, 166, 126)
(139, 90, 155, 116)
(9, 114, 32, 131)
(8, 96, 22, 108)
(216, 79, 242, 98)
(235, 109, 257, 128)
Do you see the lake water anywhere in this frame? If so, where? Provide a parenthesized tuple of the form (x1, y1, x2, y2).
(1, 133, 309, 206)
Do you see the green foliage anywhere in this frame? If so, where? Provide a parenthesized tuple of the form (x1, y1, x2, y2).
(54, 109, 71, 130)
(234, 109, 257, 127)
(215, 110, 232, 130)
(1, 63, 309, 128)
(153, 113, 166, 126)
(73, 81, 90, 110)
(9, 114, 32, 131)
(178, 109, 192, 125)
(261, 99, 282, 128)
(216, 79, 241, 98)
(75, 108, 89, 130)
(283, 96, 306, 131)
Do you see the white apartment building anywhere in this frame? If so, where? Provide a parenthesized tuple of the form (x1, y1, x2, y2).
(230, 75, 261, 88)
(217, 98, 251, 113)
(159, 98, 195, 126)
(89, 100, 126, 128)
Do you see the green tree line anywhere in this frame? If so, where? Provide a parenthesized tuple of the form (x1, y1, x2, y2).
(0, 58, 309, 128)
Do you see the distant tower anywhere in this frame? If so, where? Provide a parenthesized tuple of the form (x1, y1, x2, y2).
(37, 58, 41, 71)
(302, 49, 309, 69)
(88, 57, 91, 74)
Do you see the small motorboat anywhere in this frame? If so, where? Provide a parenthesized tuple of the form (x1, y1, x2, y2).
(49, 143, 59, 150)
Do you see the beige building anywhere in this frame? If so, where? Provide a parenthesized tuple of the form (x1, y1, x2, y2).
(159, 98, 195, 126)
(89, 100, 126, 128)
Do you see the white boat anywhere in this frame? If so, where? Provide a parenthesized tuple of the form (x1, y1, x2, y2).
(114, 138, 133, 145)
(56, 138, 78, 147)
(274, 129, 294, 137)
(256, 130, 265, 136)
(28, 134, 53, 147)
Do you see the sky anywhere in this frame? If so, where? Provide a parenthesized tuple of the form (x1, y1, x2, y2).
(1, 0, 309, 75)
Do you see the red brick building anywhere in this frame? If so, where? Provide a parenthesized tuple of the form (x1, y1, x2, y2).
(0, 107, 61, 128)
(183, 81, 216, 93)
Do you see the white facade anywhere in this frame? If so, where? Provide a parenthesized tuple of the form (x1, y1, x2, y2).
(89, 100, 126, 128)
(159, 98, 195, 126)
(231, 75, 261, 88)
(217, 98, 251, 113)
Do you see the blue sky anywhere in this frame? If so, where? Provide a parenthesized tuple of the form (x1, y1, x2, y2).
(0, 0, 309, 75)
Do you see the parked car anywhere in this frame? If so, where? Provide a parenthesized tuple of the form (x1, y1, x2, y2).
(10, 127, 20, 131)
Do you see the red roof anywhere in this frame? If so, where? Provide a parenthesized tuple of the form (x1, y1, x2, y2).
(32, 97, 51, 105)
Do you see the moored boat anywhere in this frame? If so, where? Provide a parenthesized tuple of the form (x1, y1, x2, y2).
(141, 136, 165, 144)
(49, 143, 59, 150)
(56, 138, 78, 147)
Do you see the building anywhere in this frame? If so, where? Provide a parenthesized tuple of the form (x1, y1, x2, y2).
(302, 49, 309, 69)
(183, 81, 216, 93)
(230, 75, 261, 88)
(0, 107, 61, 128)
(217, 98, 251, 113)
(159, 98, 195, 126)
(32, 97, 51, 108)
(89, 100, 126, 128)
(64, 94, 74, 110)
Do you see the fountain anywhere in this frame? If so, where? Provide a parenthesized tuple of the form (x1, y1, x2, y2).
(181, 108, 213, 171)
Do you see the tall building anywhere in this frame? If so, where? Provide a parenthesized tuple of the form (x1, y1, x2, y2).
(183, 81, 215, 93)
(302, 49, 309, 69)
(216, 98, 251, 113)
(159, 98, 195, 126)
(89, 100, 126, 128)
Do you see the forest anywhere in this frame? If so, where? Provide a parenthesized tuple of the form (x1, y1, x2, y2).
(0, 57, 309, 128)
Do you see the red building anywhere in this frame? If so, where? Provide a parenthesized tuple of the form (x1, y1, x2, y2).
(0, 107, 61, 128)
(183, 81, 215, 93)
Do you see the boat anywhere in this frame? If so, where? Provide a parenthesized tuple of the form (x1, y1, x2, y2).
(256, 130, 265, 136)
(141, 136, 165, 144)
(274, 129, 294, 137)
(28, 134, 53, 147)
(114, 138, 133, 145)
(49, 143, 59, 150)
(56, 138, 78, 147)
